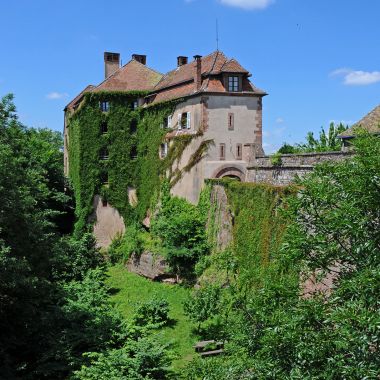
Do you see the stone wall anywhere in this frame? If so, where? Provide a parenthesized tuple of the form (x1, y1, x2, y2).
(90, 195, 126, 249)
(247, 151, 352, 185)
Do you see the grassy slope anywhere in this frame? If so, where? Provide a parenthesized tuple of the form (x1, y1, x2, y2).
(107, 265, 198, 371)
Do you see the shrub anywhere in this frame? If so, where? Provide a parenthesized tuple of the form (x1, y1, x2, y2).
(132, 296, 170, 328)
(270, 152, 282, 166)
(151, 196, 209, 275)
(108, 223, 144, 263)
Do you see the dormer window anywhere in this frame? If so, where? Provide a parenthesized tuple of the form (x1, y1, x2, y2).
(228, 76, 239, 92)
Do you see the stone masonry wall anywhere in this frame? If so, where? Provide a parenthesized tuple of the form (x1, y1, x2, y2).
(247, 151, 353, 185)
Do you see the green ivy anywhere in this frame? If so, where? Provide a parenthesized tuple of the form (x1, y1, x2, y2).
(67, 91, 182, 234)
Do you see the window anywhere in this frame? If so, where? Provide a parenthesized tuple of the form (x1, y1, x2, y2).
(100, 121, 108, 134)
(99, 147, 109, 160)
(102, 198, 108, 207)
(236, 143, 242, 160)
(228, 113, 234, 130)
(177, 112, 191, 129)
(163, 116, 170, 129)
(100, 171, 108, 184)
(100, 101, 109, 112)
(220, 143, 225, 160)
(163, 115, 172, 129)
(130, 119, 137, 134)
(129, 100, 138, 109)
(160, 143, 168, 159)
(228, 76, 239, 92)
(130, 145, 138, 160)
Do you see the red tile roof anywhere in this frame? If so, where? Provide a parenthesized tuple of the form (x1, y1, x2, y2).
(93, 59, 163, 92)
(65, 85, 95, 110)
(66, 51, 266, 111)
(150, 51, 265, 103)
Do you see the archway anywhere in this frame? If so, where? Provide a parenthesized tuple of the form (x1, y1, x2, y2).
(213, 165, 245, 181)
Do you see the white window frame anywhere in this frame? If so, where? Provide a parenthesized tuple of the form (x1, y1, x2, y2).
(168, 115, 172, 128)
(186, 111, 191, 129)
(178, 113, 182, 130)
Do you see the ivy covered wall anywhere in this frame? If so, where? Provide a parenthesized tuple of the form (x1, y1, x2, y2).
(67, 91, 181, 234)
(200, 179, 294, 288)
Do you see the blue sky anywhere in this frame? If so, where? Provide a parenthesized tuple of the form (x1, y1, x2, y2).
(1, 0, 379, 152)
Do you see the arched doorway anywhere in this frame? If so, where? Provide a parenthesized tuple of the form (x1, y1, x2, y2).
(213, 166, 245, 181)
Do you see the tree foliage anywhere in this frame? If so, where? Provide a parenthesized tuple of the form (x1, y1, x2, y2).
(185, 134, 380, 379)
(0, 94, 172, 379)
(278, 122, 348, 153)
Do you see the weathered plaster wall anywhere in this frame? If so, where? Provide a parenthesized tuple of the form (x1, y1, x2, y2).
(170, 95, 263, 203)
(90, 195, 125, 248)
(247, 151, 352, 185)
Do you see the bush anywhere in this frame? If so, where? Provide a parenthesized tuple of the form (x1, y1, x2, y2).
(108, 223, 144, 263)
(132, 296, 170, 328)
(151, 196, 209, 275)
(73, 336, 172, 380)
(270, 152, 282, 166)
(184, 284, 222, 329)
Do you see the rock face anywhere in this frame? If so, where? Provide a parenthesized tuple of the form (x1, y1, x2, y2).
(127, 251, 172, 280)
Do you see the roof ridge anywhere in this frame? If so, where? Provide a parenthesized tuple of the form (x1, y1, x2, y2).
(94, 59, 163, 91)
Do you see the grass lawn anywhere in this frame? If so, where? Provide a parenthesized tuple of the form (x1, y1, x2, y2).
(107, 264, 199, 371)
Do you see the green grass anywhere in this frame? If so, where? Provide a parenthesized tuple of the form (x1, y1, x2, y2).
(107, 265, 198, 371)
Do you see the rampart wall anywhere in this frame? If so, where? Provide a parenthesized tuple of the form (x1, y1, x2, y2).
(247, 151, 352, 185)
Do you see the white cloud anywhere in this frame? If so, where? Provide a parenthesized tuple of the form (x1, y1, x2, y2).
(275, 117, 284, 123)
(330, 68, 380, 86)
(46, 92, 68, 100)
(218, 0, 274, 10)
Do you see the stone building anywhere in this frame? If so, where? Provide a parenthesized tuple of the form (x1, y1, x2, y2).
(64, 51, 266, 203)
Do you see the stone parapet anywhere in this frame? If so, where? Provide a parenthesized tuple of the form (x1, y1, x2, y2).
(247, 151, 353, 185)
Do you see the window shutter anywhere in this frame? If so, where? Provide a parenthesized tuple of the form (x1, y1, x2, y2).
(178, 113, 182, 129)
(186, 112, 191, 129)
(168, 115, 172, 128)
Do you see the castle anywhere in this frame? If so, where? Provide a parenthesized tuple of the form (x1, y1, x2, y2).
(64, 51, 266, 202)
(63, 51, 356, 246)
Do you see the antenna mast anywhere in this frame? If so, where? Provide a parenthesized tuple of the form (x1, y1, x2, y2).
(216, 18, 219, 51)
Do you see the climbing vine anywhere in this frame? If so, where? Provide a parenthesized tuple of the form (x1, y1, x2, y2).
(67, 91, 183, 233)
(220, 180, 294, 288)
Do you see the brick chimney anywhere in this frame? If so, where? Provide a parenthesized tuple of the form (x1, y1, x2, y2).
(177, 56, 188, 67)
(104, 52, 120, 79)
(193, 55, 202, 91)
(132, 54, 147, 65)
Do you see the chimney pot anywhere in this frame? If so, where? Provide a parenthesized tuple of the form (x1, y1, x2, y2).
(177, 56, 188, 67)
(104, 52, 120, 79)
(193, 55, 202, 91)
(132, 54, 147, 65)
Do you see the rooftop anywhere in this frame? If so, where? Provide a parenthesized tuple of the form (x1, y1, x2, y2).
(339, 104, 380, 138)
(65, 50, 266, 110)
